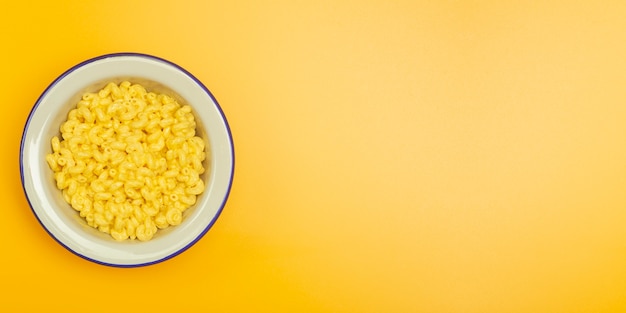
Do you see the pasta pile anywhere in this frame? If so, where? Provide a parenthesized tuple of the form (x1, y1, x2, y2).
(46, 81, 207, 241)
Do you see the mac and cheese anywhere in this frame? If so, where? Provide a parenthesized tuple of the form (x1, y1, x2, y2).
(46, 81, 207, 241)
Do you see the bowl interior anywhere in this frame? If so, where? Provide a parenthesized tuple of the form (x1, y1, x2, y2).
(21, 54, 233, 266)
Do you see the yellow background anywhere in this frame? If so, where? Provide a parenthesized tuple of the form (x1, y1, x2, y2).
(3, 1, 626, 312)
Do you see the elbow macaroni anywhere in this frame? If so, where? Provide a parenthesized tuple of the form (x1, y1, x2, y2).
(46, 81, 207, 241)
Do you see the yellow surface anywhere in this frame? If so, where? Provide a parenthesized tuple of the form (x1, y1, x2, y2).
(3, 1, 626, 312)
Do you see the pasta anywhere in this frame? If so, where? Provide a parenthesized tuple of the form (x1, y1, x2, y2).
(46, 81, 207, 241)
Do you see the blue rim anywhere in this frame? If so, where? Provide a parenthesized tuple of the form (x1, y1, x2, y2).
(19, 52, 235, 268)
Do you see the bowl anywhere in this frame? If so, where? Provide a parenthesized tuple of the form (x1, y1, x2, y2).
(20, 53, 234, 267)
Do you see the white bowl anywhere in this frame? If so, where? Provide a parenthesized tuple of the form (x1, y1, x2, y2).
(20, 53, 234, 267)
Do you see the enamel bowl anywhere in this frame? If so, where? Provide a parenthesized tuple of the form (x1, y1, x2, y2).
(20, 53, 234, 267)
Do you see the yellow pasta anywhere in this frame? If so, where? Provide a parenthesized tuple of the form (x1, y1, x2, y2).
(46, 81, 207, 241)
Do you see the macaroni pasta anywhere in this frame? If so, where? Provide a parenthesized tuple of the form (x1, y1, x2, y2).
(46, 81, 207, 241)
